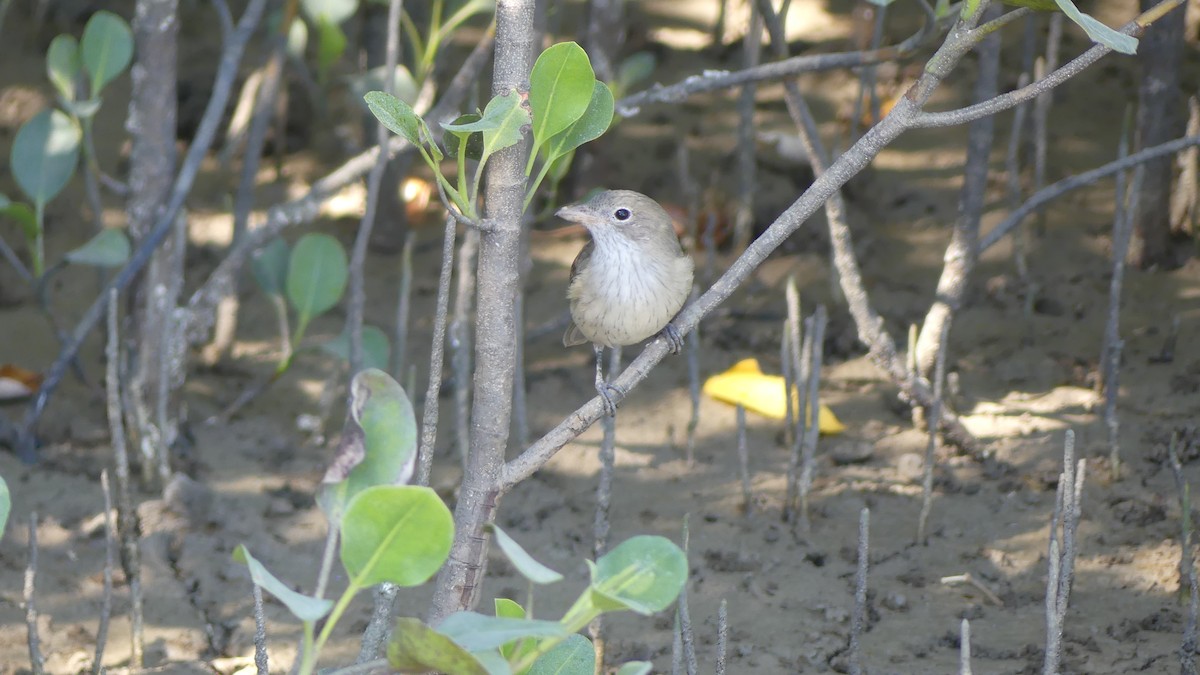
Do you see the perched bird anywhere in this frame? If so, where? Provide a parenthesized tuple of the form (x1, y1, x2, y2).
(559, 190, 695, 415)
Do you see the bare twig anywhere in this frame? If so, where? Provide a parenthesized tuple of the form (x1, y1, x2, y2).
(356, 583, 398, 663)
(734, 0, 763, 254)
(940, 572, 1005, 607)
(1105, 164, 1145, 480)
(252, 582, 268, 675)
(590, 346, 622, 669)
(737, 404, 752, 516)
(1167, 432, 1199, 675)
(1032, 13, 1063, 234)
(716, 599, 729, 675)
(1006, 71, 1033, 284)
(798, 306, 826, 530)
(783, 278, 804, 520)
(982, 133, 1200, 251)
(450, 228, 479, 468)
(25, 512, 44, 675)
(393, 233, 415, 380)
(1043, 430, 1085, 675)
(1099, 105, 1135, 392)
(960, 618, 973, 675)
(676, 515, 698, 675)
(849, 507, 869, 675)
(685, 286, 701, 467)
(918, 320, 951, 545)
(417, 216, 458, 487)
(92, 471, 116, 675)
(107, 290, 144, 668)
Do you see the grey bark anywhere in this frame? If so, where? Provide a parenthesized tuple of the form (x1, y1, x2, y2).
(1133, 0, 1187, 268)
(427, 0, 533, 623)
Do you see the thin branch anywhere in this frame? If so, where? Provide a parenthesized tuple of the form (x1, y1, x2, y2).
(393, 234, 415, 379)
(590, 347, 622, 670)
(982, 133, 1200, 251)
(417, 216, 458, 487)
(252, 582, 268, 675)
(25, 512, 44, 675)
(616, 4, 937, 116)
(917, 320, 951, 545)
(849, 507, 870, 675)
(716, 599, 729, 675)
(914, 3, 1181, 129)
(798, 306, 826, 530)
(92, 471, 116, 675)
(675, 515, 698, 675)
(959, 618, 973, 675)
(736, 404, 752, 516)
(1167, 433, 1199, 675)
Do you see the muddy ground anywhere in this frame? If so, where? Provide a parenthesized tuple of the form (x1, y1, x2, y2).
(2, 0, 1200, 673)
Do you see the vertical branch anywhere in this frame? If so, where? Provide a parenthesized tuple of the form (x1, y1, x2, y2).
(1006, 72, 1032, 284)
(1169, 96, 1199, 237)
(1167, 433, 1199, 675)
(684, 286, 701, 466)
(734, 0, 762, 254)
(428, 0, 534, 622)
(913, 8, 1000, 376)
(849, 507, 870, 675)
(25, 512, 44, 675)
(959, 618, 973, 675)
(417, 216, 459, 486)
(394, 234, 415, 379)
(107, 290, 144, 669)
(716, 599, 729, 675)
(736, 404, 752, 515)
(1031, 13, 1062, 235)
(1043, 430, 1085, 675)
(513, 291, 530, 449)
(1099, 106, 1134, 393)
(92, 471, 116, 675)
(1104, 164, 1145, 480)
(675, 516, 699, 675)
(252, 582, 269, 675)
(783, 276, 804, 519)
(590, 346, 621, 668)
(798, 305, 826, 530)
(917, 320, 950, 545)
(451, 229, 480, 467)
(349, 0, 406, 376)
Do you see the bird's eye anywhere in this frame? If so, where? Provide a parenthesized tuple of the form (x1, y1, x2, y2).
(614, 208, 631, 221)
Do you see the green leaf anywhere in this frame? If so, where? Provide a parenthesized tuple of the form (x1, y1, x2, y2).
(614, 662, 652, 675)
(365, 90, 423, 146)
(437, 612, 568, 652)
(488, 524, 563, 585)
(65, 228, 130, 267)
(387, 618, 493, 675)
(285, 232, 348, 327)
(0, 194, 38, 242)
(301, 0, 358, 24)
(318, 368, 415, 522)
(251, 237, 290, 297)
(232, 545, 333, 622)
(495, 599, 525, 619)
(542, 81, 613, 164)
(528, 42, 595, 149)
(1052, 0, 1137, 54)
(0, 474, 9, 541)
(527, 634, 594, 675)
(62, 98, 102, 120)
(443, 113, 485, 161)
(589, 535, 687, 615)
(315, 16, 348, 83)
(494, 599, 533, 661)
(80, 10, 133, 95)
(349, 65, 419, 108)
(319, 324, 392, 371)
(441, 88, 530, 165)
(46, 35, 81, 102)
(340, 485, 453, 587)
(11, 109, 81, 208)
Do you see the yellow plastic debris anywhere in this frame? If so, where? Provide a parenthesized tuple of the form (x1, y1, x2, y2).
(702, 358, 845, 434)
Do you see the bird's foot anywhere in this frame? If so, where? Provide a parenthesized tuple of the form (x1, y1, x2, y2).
(596, 381, 625, 417)
(662, 323, 685, 354)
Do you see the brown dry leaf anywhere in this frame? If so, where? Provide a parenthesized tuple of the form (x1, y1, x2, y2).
(0, 363, 42, 400)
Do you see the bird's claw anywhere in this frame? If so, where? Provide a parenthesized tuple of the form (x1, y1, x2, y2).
(662, 323, 685, 354)
(597, 382, 625, 417)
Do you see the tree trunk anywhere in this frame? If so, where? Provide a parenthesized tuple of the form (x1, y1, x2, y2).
(1131, 0, 1187, 268)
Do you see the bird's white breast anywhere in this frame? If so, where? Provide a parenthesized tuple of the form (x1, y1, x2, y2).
(568, 236, 694, 348)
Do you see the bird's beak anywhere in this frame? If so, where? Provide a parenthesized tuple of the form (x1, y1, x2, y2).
(556, 204, 598, 227)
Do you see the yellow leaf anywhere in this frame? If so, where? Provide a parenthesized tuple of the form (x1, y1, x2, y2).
(702, 358, 845, 434)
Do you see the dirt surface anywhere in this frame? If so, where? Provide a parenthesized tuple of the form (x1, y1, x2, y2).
(2, 0, 1200, 673)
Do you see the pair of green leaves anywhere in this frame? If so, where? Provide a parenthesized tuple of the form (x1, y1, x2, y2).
(386, 532, 685, 674)
(47, 10, 133, 105)
(251, 233, 351, 355)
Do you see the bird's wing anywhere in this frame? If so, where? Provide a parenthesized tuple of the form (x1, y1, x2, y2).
(563, 320, 588, 347)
